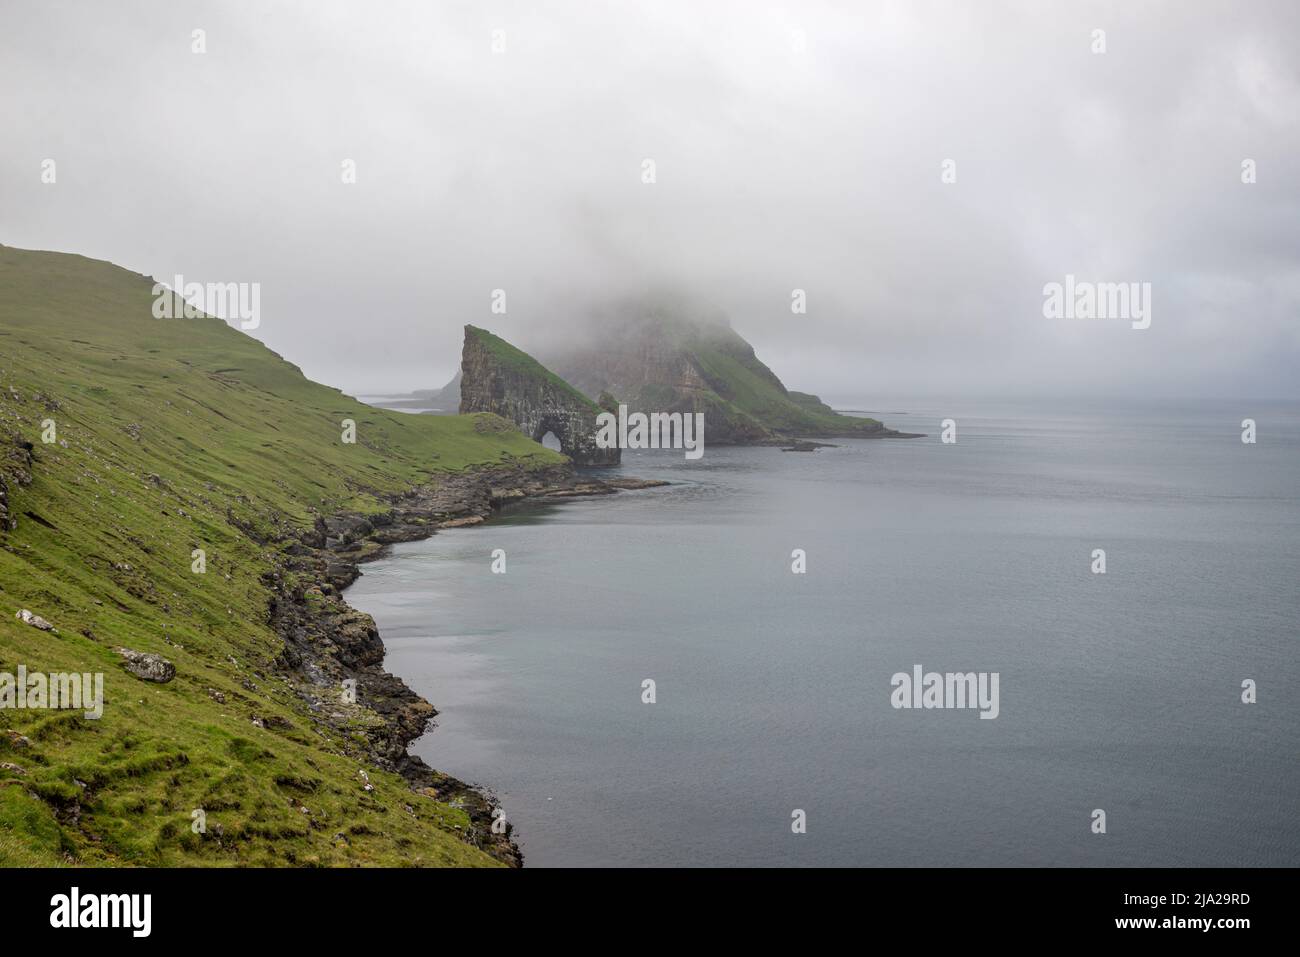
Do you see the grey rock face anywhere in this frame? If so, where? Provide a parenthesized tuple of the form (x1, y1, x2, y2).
(15, 609, 56, 631)
(0, 433, 35, 532)
(116, 648, 177, 683)
(458, 325, 619, 467)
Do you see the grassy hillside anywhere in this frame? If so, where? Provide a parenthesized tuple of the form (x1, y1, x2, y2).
(551, 306, 890, 442)
(682, 319, 884, 436)
(660, 310, 883, 436)
(0, 244, 563, 866)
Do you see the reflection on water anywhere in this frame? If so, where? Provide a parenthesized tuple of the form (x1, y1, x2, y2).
(346, 399, 1300, 866)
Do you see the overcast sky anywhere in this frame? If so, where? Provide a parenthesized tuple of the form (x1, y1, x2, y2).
(3, 0, 1297, 400)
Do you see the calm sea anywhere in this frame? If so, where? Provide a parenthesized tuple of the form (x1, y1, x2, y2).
(346, 398, 1299, 866)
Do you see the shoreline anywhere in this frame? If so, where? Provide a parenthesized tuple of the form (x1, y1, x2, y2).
(268, 459, 666, 867)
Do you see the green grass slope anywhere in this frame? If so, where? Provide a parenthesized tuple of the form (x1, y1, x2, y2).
(0, 244, 563, 866)
(663, 313, 885, 437)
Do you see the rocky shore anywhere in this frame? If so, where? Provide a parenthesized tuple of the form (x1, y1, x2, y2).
(264, 461, 666, 867)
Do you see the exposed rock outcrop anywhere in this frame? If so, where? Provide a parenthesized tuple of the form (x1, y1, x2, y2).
(0, 432, 35, 532)
(459, 325, 619, 466)
(116, 648, 177, 683)
(15, 609, 56, 631)
(266, 461, 665, 866)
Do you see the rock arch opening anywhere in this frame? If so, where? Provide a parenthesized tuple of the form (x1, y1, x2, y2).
(458, 325, 620, 466)
(532, 415, 576, 458)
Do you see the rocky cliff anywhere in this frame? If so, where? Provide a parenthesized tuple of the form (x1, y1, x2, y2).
(0, 244, 573, 867)
(546, 306, 906, 444)
(0, 431, 35, 531)
(458, 325, 620, 466)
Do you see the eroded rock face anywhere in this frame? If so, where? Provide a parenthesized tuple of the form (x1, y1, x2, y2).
(0, 433, 35, 532)
(458, 325, 619, 466)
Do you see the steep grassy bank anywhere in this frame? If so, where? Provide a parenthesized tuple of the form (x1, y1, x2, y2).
(0, 244, 564, 865)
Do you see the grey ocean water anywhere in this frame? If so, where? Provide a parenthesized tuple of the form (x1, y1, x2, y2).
(345, 400, 1299, 867)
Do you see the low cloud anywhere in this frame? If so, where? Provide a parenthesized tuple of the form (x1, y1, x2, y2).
(2, 0, 1297, 399)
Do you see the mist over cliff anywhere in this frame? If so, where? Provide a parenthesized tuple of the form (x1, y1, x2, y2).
(3, 1, 1298, 399)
